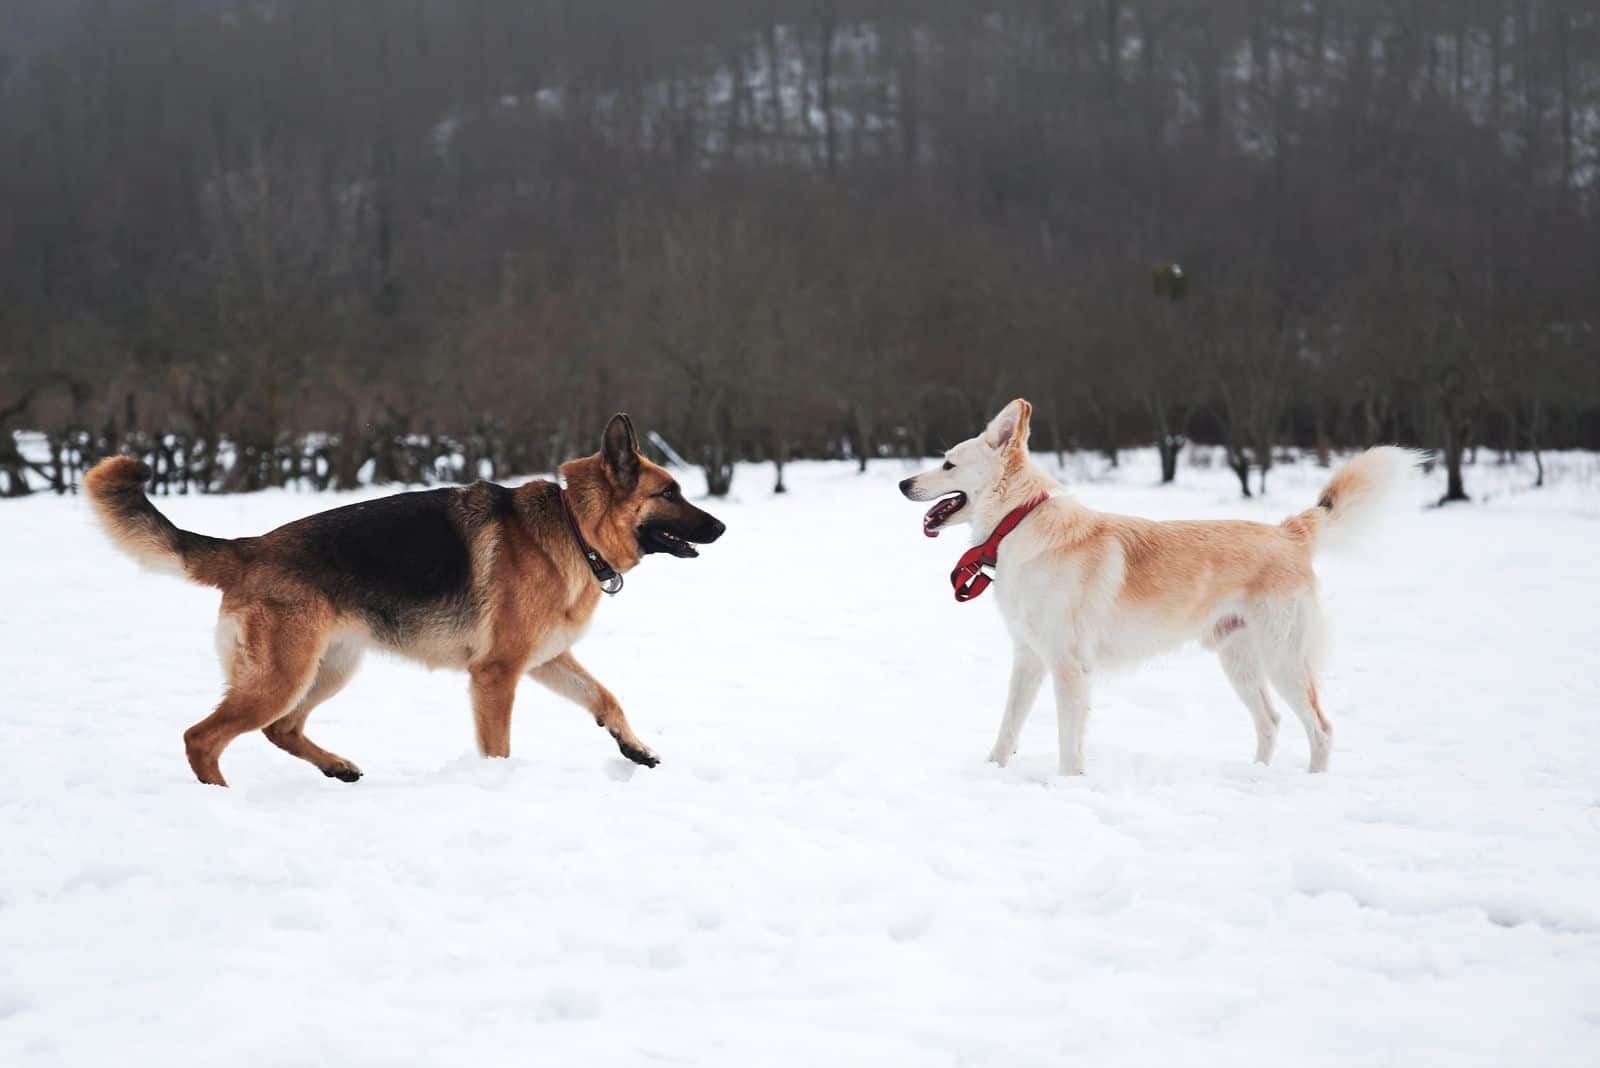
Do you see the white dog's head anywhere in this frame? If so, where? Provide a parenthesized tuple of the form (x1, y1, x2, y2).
(898, 398, 1032, 537)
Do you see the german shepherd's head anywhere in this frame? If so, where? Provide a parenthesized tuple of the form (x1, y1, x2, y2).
(897, 398, 1033, 536)
(562, 414, 726, 562)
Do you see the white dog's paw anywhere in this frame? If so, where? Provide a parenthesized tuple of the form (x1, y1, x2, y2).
(987, 746, 1014, 767)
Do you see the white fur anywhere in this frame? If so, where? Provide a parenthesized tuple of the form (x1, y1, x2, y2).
(903, 401, 1408, 776)
(1313, 445, 1426, 555)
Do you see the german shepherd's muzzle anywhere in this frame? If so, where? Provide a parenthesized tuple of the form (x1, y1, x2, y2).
(638, 495, 725, 558)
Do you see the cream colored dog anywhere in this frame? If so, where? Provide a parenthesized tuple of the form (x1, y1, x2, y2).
(899, 399, 1416, 775)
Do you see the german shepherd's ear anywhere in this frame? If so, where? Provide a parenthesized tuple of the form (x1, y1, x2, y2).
(602, 413, 641, 491)
(983, 398, 1032, 452)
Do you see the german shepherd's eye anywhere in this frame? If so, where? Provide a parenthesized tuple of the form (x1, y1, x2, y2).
(942, 461, 955, 470)
(656, 483, 682, 501)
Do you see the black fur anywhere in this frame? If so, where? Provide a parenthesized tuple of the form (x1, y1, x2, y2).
(610, 727, 660, 767)
(273, 486, 495, 644)
(602, 414, 641, 490)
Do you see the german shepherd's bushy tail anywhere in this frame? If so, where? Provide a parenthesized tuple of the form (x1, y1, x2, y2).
(84, 456, 242, 587)
(1282, 446, 1423, 555)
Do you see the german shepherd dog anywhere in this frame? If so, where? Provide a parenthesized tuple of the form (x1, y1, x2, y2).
(85, 414, 724, 787)
(900, 399, 1415, 775)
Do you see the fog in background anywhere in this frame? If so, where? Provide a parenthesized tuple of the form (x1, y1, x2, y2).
(1, 0, 1597, 501)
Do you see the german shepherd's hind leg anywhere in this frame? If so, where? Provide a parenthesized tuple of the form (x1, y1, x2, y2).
(468, 658, 522, 758)
(529, 651, 659, 767)
(263, 639, 365, 782)
(187, 604, 329, 786)
(988, 642, 1044, 767)
(1217, 643, 1280, 765)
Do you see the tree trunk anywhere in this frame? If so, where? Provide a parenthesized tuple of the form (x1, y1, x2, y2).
(1439, 432, 1469, 504)
(818, 0, 837, 178)
(0, 432, 33, 497)
(702, 442, 735, 497)
(772, 439, 790, 494)
(850, 403, 872, 473)
(1526, 397, 1545, 489)
(1226, 446, 1252, 498)
(1157, 434, 1182, 484)
(765, 11, 787, 164)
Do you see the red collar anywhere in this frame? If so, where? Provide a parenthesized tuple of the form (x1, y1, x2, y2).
(949, 493, 1050, 603)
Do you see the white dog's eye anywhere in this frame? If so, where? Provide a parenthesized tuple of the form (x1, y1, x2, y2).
(942, 461, 955, 470)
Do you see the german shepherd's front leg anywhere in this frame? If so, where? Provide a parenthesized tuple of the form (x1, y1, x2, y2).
(469, 658, 522, 758)
(529, 651, 659, 767)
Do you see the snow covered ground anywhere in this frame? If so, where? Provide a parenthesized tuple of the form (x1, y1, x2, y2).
(2, 448, 1597, 1066)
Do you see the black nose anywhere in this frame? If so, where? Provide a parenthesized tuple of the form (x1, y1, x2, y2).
(898, 477, 916, 498)
(702, 516, 726, 542)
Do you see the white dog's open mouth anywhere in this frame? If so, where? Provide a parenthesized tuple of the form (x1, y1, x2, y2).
(922, 492, 967, 538)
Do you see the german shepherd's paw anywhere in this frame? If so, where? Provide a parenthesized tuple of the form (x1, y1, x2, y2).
(321, 761, 364, 783)
(611, 733, 660, 768)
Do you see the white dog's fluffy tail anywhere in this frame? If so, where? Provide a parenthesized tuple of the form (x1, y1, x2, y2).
(1283, 447, 1422, 555)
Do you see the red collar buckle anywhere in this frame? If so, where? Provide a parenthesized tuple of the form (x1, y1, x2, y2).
(948, 493, 1049, 603)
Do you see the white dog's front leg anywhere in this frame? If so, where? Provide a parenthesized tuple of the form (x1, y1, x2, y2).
(988, 643, 1043, 766)
(1052, 667, 1092, 775)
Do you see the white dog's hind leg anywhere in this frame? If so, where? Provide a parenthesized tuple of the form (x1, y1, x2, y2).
(1050, 665, 1092, 776)
(1268, 661, 1333, 773)
(989, 643, 1044, 766)
(1217, 643, 1280, 764)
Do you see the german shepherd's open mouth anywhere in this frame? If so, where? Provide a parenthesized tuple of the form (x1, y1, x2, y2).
(639, 521, 717, 558)
(922, 492, 967, 538)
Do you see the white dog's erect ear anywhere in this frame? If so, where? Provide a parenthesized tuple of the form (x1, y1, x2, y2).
(982, 398, 1033, 452)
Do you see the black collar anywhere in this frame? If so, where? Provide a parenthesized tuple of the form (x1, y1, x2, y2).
(559, 486, 624, 595)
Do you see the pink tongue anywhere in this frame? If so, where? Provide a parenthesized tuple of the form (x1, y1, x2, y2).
(922, 496, 962, 538)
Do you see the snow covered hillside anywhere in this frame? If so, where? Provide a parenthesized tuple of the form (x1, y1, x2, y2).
(2, 449, 1597, 1066)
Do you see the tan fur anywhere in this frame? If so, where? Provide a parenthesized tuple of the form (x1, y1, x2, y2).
(84, 457, 188, 577)
(1109, 517, 1317, 616)
(84, 425, 714, 787)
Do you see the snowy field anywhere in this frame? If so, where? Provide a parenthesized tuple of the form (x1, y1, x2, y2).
(2, 448, 1598, 1066)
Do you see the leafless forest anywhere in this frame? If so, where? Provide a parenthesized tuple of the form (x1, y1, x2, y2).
(1, 1, 1597, 501)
